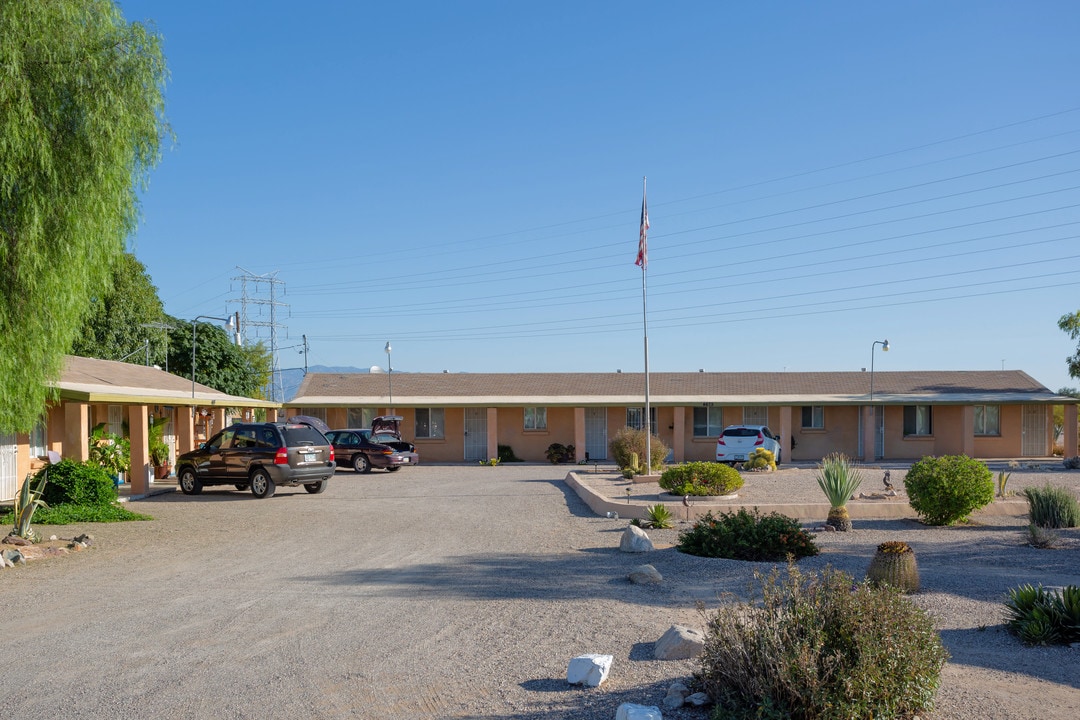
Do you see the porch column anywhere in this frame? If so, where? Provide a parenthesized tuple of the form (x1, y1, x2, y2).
(210, 407, 226, 435)
(178, 407, 196, 454)
(128, 405, 150, 494)
(1066, 403, 1079, 458)
(64, 402, 90, 461)
(861, 406, 874, 461)
(574, 408, 586, 461)
(960, 405, 975, 457)
(266, 407, 279, 422)
(779, 405, 792, 463)
(672, 406, 685, 463)
(486, 407, 498, 461)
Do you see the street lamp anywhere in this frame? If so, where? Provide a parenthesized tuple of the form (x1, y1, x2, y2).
(869, 339, 890, 403)
(191, 315, 236, 398)
(384, 341, 393, 411)
(868, 339, 890, 461)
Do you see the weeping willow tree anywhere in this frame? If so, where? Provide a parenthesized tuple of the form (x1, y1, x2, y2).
(0, 1, 169, 432)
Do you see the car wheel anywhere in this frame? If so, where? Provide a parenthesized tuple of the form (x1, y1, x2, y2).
(775, 450, 782, 467)
(386, 466, 401, 472)
(249, 469, 275, 499)
(353, 454, 371, 474)
(304, 480, 327, 494)
(234, 484, 249, 491)
(178, 468, 202, 495)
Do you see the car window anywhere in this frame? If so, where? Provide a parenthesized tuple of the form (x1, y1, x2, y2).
(282, 424, 327, 446)
(373, 433, 399, 443)
(214, 429, 237, 449)
(232, 427, 258, 448)
(359, 430, 372, 442)
(722, 427, 758, 438)
(206, 430, 228, 448)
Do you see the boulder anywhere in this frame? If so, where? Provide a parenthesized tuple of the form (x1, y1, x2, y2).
(685, 692, 710, 707)
(566, 654, 613, 687)
(653, 625, 705, 660)
(615, 703, 663, 720)
(619, 525, 654, 553)
(628, 564, 662, 585)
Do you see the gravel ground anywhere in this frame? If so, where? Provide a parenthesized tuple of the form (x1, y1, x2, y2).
(1, 462, 1078, 719)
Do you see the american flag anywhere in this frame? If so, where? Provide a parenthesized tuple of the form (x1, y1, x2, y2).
(635, 184, 649, 268)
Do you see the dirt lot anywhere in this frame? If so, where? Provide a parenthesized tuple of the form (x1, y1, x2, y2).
(1, 463, 1078, 719)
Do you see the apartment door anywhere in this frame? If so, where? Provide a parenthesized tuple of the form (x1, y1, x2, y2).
(584, 408, 608, 460)
(0, 434, 17, 503)
(463, 408, 487, 461)
(1021, 405, 1048, 456)
(874, 406, 885, 460)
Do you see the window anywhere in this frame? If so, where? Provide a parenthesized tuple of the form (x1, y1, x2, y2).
(801, 406, 824, 430)
(524, 407, 547, 430)
(974, 405, 1000, 436)
(303, 407, 328, 422)
(693, 406, 724, 437)
(743, 406, 768, 425)
(415, 408, 445, 439)
(903, 405, 933, 436)
(347, 407, 376, 428)
(29, 420, 47, 458)
(626, 407, 658, 431)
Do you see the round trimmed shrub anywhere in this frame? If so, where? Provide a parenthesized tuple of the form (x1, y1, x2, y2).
(37, 459, 118, 507)
(609, 427, 667, 472)
(660, 461, 743, 496)
(903, 454, 994, 525)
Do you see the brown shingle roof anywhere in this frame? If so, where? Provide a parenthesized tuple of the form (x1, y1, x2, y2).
(291, 370, 1067, 406)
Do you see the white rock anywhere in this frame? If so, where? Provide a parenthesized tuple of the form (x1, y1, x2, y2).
(615, 703, 663, 720)
(628, 564, 663, 584)
(653, 624, 705, 660)
(685, 692, 710, 707)
(566, 654, 613, 687)
(619, 524, 655, 553)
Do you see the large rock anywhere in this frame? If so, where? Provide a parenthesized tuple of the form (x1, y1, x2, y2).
(653, 624, 705, 660)
(616, 703, 663, 720)
(619, 525, 654, 553)
(566, 654, 613, 687)
(628, 564, 662, 585)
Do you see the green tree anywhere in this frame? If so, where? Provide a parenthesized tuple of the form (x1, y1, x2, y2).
(1060, 311, 1080, 380)
(1053, 386, 1080, 451)
(0, 1, 169, 432)
(70, 253, 169, 365)
(167, 320, 272, 400)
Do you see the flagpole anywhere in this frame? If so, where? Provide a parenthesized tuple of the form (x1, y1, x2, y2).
(640, 176, 651, 474)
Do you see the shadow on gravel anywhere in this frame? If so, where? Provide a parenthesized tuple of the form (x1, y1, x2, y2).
(938, 627, 1080, 690)
(522, 477, 596, 518)
(476, 678, 700, 720)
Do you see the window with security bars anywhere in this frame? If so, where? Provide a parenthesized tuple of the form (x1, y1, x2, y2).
(743, 406, 768, 425)
(626, 407, 657, 432)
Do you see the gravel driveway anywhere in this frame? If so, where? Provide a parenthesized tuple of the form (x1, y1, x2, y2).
(2, 463, 1078, 719)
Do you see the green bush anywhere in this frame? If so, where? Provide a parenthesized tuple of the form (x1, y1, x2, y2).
(677, 508, 818, 561)
(496, 444, 522, 462)
(609, 427, 667, 472)
(1004, 583, 1080, 645)
(3, 503, 153, 524)
(660, 461, 743, 496)
(38, 460, 117, 507)
(698, 565, 949, 719)
(1023, 484, 1080, 529)
(544, 443, 575, 464)
(903, 455, 994, 525)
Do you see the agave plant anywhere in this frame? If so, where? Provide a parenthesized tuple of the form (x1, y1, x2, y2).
(816, 453, 864, 531)
(644, 503, 674, 529)
(11, 470, 50, 542)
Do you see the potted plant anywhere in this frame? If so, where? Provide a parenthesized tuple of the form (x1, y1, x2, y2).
(88, 424, 130, 485)
(148, 417, 171, 479)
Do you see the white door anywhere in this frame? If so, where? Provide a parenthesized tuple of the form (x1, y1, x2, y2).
(585, 408, 608, 460)
(463, 408, 487, 461)
(0, 434, 18, 502)
(1022, 405, 1048, 456)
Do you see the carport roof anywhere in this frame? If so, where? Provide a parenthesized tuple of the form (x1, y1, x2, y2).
(290, 370, 1076, 407)
(55, 355, 279, 408)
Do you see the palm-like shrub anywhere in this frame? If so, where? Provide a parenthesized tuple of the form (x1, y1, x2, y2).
(660, 461, 743, 496)
(903, 455, 994, 525)
(815, 453, 863, 531)
(1004, 583, 1080, 645)
(698, 565, 949, 719)
(1023, 484, 1080, 528)
(609, 427, 667, 473)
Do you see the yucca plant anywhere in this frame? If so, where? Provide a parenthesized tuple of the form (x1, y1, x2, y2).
(1005, 584, 1062, 645)
(816, 453, 864, 531)
(643, 503, 674, 529)
(11, 470, 50, 542)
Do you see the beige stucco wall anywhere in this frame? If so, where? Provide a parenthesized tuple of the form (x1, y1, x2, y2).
(791, 405, 861, 460)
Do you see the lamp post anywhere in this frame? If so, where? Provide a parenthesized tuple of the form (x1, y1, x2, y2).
(191, 315, 236, 398)
(869, 339, 890, 403)
(868, 339, 890, 461)
(384, 341, 393, 411)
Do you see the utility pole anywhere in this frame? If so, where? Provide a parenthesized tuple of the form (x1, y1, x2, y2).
(232, 267, 289, 401)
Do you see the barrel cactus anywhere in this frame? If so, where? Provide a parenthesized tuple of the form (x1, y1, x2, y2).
(866, 540, 920, 593)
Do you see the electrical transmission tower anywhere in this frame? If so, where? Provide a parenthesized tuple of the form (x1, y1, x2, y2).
(232, 267, 289, 401)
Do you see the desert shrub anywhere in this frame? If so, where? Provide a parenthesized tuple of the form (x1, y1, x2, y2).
(1004, 583, 1080, 645)
(903, 455, 994, 525)
(1026, 524, 1061, 549)
(609, 427, 667, 472)
(37, 460, 117, 507)
(497, 444, 522, 462)
(742, 447, 776, 471)
(1063, 455, 1080, 470)
(660, 461, 744, 496)
(544, 443, 575, 464)
(677, 508, 818, 561)
(698, 565, 949, 719)
(1023, 484, 1080, 529)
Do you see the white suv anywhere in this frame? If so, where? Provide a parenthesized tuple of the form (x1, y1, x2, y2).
(716, 425, 782, 465)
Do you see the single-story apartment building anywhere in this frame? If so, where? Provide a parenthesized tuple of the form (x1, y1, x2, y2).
(286, 370, 1080, 465)
(1, 356, 279, 502)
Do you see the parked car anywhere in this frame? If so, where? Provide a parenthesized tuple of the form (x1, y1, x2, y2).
(326, 415, 419, 473)
(715, 425, 782, 465)
(176, 421, 336, 499)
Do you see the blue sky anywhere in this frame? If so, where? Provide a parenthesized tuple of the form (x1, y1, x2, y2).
(121, 1, 1080, 392)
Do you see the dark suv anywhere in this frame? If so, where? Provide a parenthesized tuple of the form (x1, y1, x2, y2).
(176, 422, 336, 499)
